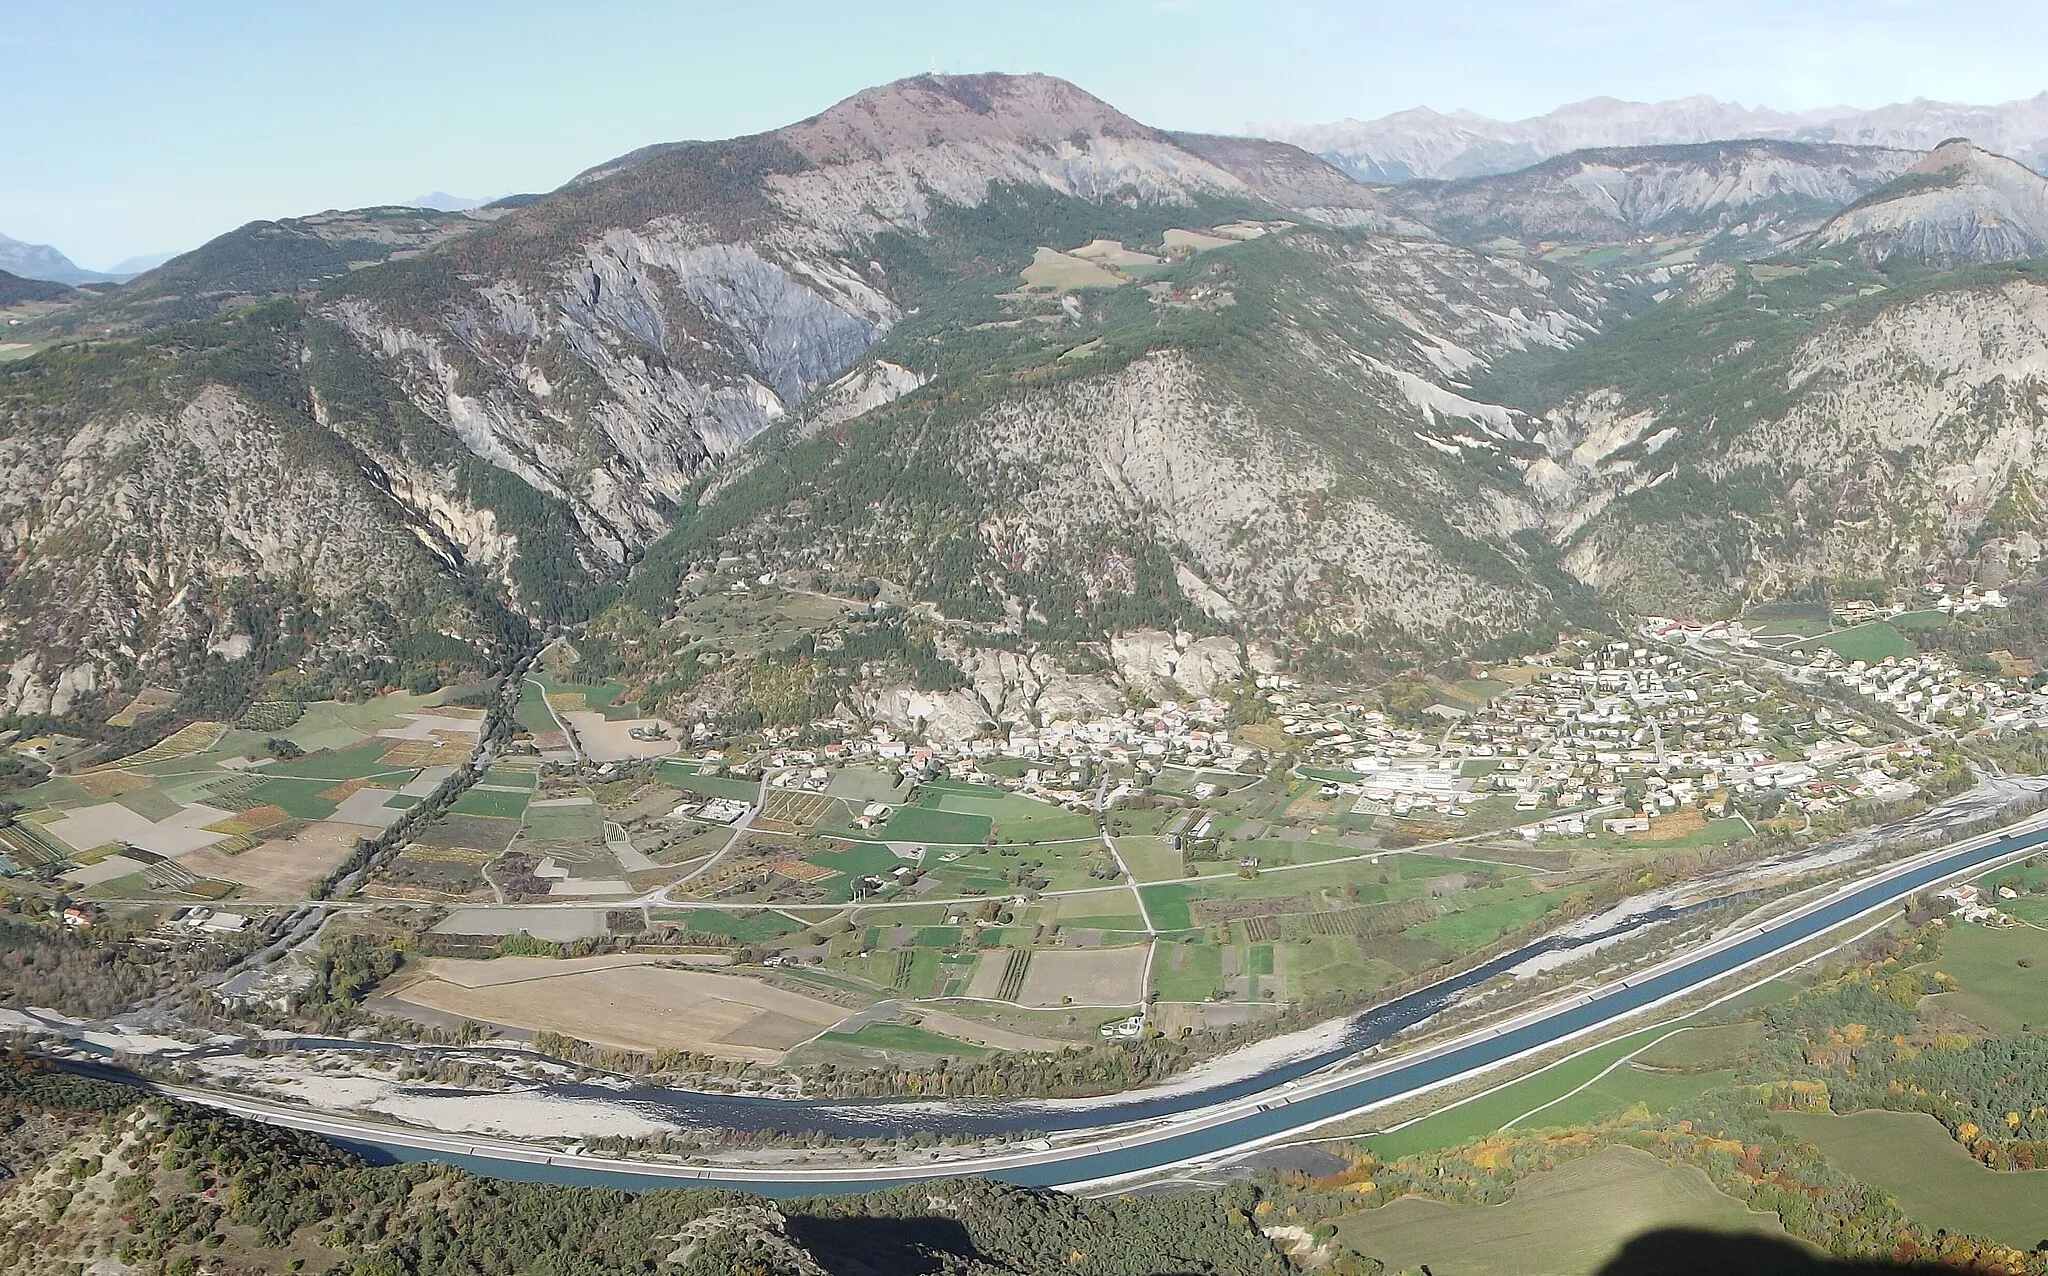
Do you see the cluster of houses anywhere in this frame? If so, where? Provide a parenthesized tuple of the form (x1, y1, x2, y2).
(750, 705, 1252, 809)
(1261, 639, 1944, 838)
(665, 618, 1975, 843)
(1938, 882, 2019, 926)
(1834, 586, 2010, 626)
(1808, 649, 2048, 731)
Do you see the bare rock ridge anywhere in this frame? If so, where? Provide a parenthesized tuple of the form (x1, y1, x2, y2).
(19, 71, 2048, 720)
(1383, 139, 1918, 254)
(1807, 138, 2048, 265)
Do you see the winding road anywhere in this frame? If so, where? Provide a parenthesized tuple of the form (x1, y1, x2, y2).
(124, 807, 2048, 1196)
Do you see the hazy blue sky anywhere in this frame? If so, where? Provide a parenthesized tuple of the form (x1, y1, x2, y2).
(8, 0, 2046, 269)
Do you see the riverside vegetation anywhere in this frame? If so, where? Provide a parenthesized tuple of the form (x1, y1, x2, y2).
(12, 899, 2048, 1273)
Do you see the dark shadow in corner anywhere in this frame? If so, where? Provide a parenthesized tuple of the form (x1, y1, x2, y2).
(784, 1214, 979, 1276)
(1598, 1228, 1973, 1276)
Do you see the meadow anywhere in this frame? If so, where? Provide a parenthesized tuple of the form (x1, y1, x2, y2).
(1774, 1111, 2048, 1251)
(1334, 1146, 1785, 1276)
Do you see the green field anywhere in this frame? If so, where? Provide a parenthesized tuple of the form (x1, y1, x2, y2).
(246, 777, 342, 820)
(1409, 888, 1569, 949)
(1140, 882, 1198, 931)
(912, 780, 1099, 843)
(1917, 921, 2048, 1034)
(2004, 897, 2048, 925)
(1516, 1065, 1739, 1132)
(519, 803, 604, 841)
(812, 1021, 991, 1058)
(1053, 891, 1147, 931)
(262, 691, 453, 754)
(515, 681, 562, 735)
(1116, 836, 1184, 883)
(1151, 937, 1223, 1002)
(1807, 621, 1911, 662)
(1285, 936, 1405, 1001)
(1891, 609, 1952, 630)
(877, 805, 993, 845)
(1362, 1024, 1703, 1159)
(113, 788, 184, 821)
(1983, 862, 2048, 894)
(1635, 1020, 1765, 1070)
(1334, 1146, 1785, 1276)
(1748, 616, 1832, 639)
(449, 787, 531, 819)
(534, 673, 636, 718)
(261, 741, 411, 782)
(1233, 836, 1363, 869)
(994, 811, 1099, 843)
(658, 908, 803, 941)
(1775, 1110, 2048, 1250)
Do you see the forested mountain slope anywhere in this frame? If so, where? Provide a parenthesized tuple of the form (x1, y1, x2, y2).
(0, 269, 75, 308)
(627, 213, 1607, 676)
(1490, 251, 2048, 615)
(0, 1057, 1291, 1276)
(35, 204, 496, 335)
(23, 72, 2048, 735)
(0, 72, 1610, 724)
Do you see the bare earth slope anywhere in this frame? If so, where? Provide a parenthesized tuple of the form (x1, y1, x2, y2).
(1808, 139, 2048, 267)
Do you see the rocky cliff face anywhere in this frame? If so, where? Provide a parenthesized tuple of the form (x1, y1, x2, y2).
(1808, 140, 2048, 266)
(308, 74, 1416, 579)
(1386, 140, 1916, 257)
(0, 336, 500, 713)
(1528, 266, 2048, 612)
(662, 221, 1606, 659)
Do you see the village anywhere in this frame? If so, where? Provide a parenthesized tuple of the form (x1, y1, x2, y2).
(5, 583, 2039, 1096)
(732, 629, 1965, 858)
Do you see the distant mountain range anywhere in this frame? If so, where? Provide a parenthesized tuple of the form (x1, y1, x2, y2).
(1263, 91, 2048, 183)
(107, 250, 181, 276)
(0, 233, 124, 286)
(402, 191, 493, 212)
(0, 235, 182, 286)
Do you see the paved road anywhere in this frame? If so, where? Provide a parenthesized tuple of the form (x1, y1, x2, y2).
(137, 809, 2048, 1196)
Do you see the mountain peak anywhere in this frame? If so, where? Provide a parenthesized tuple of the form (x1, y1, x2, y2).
(780, 72, 1167, 166)
(567, 71, 1248, 215)
(403, 191, 491, 212)
(1810, 139, 2048, 265)
(0, 232, 119, 286)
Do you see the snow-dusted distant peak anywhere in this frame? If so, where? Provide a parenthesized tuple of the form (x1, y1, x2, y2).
(1262, 90, 2048, 185)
